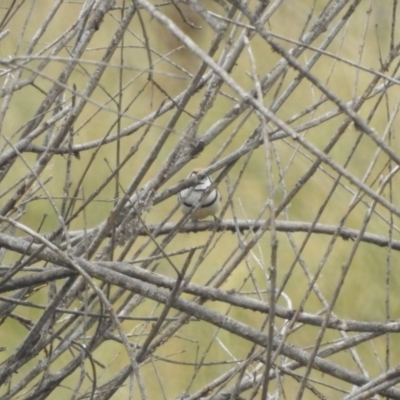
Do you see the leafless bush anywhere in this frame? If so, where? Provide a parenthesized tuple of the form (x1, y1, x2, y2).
(1, 1, 400, 399)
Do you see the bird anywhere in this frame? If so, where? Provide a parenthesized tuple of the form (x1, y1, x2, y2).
(178, 168, 221, 220)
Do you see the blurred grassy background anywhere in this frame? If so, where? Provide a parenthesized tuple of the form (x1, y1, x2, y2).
(1, 0, 400, 398)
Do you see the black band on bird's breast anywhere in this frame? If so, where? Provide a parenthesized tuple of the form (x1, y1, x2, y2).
(183, 190, 218, 208)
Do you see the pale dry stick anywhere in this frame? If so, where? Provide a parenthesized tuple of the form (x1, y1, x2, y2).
(230, 166, 268, 302)
(0, 140, 71, 288)
(53, 138, 142, 255)
(168, 0, 246, 149)
(194, 21, 259, 177)
(213, 330, 386, 400)
(128, 15, 237, 207)
(384, 153, 397, 372)
(296, 166, 400, 399)
(90, 260, 400, 333)
(187, 230, 273, 397)
(1, 318, 100, 400)
(300, 9, 352, 135)
(21, 66, 214, 156)
(275, 172, 365, 392)
(83, 17, 233, 261)
(199, 0, 354, 151)
(132, 1, 400, 218)
(265, 0, 362, 119)
(27, 218, 400, 254)
(0, 200, 54, 287)
(0, 295, 181, 322)
(6, 254, 400, 334)
(183, 349, 266, 400)
(8, 2, 390, 181)
(15, 0, 70, 70)
(94, 108, 176, 261)
(228, 111, 260, 162)
(211, 343, 259, 400)
(0, 56, 185, 130)
(67, 44, 190, 145)
(280, 134, 400, 238)
(297, 129, 400, 214)
(344, 365, 400, 400)
(226, 250, 275, 399)
(0, 0, 64, 139)
(19, 61, 394, 159)
(0, 30, 9, 42)
(119, 190, 184, 262)
(27, 1, 116, 142)
(64, 0, 139, 139)
(121, 21, 192, 77)
(44, 81, 66, 156)
(230, 206, 302, 398)
(0, 71, 19, 146)
(207, 143, 383, 330)
(187, 162, 260, 329)
(62, 5, 149, 258)
(178, 42, 236, 151)
(351, 0, 373, 103)
(71, 341, 97, 400)
(282, 200, 365, 397)
(19, 10, 389, 164)
(278, 217, 360, 394)
(63, 156, 236, 255)
(0, 105, 72, 168)
(243, 4, 400, 169)
(1, 273, 141, 396)
(300, 95, 400, 388)
(133, 0, 295, 141)
(0, 217, 140, 389)
(210, 2, 242, 69)
(280, 81, 400, 386)
(0, 281, 78, 400)
(1, 132, 69, 224)
(208, 140, 324, 315)
(0, 1, 117, 188)
(186, 0, 226, 31)
(61, 90, 76, 228)
(381, 5, 400, 380)
(50, 280, 121, 379)
(0, 24, 77, 101)
(75, 134, 228, 390)
(62, 101, 157, 239)
(265, 73, 396, 148)
(88, 138, 177, 260)
(245, 32, 277, 399)
(182, 304, 248, 398)
(0, 107, 76, 217)
(210, 0, 282, 88)
(133, 3, 157, 94)
(298, 0, 317, 38)
(390, 1, 398, 52)
(43, 259, 400, 399)
(132, 253, 194, 399)
(209, 12, 400, 89)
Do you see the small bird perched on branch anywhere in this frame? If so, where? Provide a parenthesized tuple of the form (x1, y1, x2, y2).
(178, 168, 221, 220)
